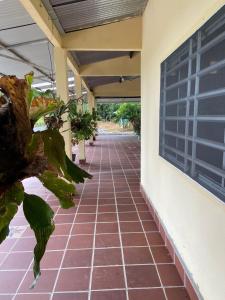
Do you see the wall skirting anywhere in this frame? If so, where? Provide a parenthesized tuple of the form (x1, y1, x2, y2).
(140, 184, 201, 300)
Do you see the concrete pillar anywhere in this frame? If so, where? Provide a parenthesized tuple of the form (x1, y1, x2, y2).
(88, 92, 95, 146)
(93, 97, 98, 139)
(74, 75, 86, 164)
(54, 47, 72, 159)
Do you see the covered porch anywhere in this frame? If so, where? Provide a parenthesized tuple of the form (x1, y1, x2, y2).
(0, 135, 191, 299)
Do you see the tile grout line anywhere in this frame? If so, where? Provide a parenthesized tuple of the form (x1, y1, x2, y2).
(113, 138, 169, 300)
(88, 139, 100, 300)
(0, 262, 178, 272)
(109, 138, 130, 300)
(0, 285, 189, 297)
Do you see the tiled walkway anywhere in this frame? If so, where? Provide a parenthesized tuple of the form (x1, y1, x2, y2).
(0, 135, 190, 300)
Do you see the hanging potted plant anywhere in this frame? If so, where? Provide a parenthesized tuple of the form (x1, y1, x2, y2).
(0, 73, 92, 287)
(69, 101, 97, 144)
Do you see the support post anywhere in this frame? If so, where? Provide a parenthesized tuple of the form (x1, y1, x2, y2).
(75, 75, 86, 164)
(54, 47, 72, 159)
(88, 92, 95, 146)
(94, 97, 98, 139)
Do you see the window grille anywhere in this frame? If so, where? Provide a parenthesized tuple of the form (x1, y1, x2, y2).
(159, 5, 225, 203)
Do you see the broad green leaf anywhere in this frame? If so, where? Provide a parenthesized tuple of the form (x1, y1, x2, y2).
(0, 203, 18, 232)
(3, 182, 24, 205)
(25, 73, 34, 87)
(0, 226, 9, 243)
(38, 171, 75, 209)
(26, 132, 43, 157)
(25, 73, 34, 105)
(23, 193, 55, 284)
(0, 182, 24, 243)
(42, 129, 68, 176)
(65, 155, 92, 183)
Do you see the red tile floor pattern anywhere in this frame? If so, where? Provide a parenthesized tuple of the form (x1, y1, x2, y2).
(0, 134, 191, 300)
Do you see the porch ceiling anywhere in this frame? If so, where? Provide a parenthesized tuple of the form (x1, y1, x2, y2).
(0, 0, 144, 99)
(48, 0, 148, 33)
(0, 0, 55, 84)
(72, 51, 131, 66)
(84, 76, 140, 89)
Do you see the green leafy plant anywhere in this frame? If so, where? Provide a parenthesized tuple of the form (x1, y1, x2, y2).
(115, 103, 141, 136)
(69, 103, 97, 143)
(44, 97, 97, 145)
(0, 74, 92, 286)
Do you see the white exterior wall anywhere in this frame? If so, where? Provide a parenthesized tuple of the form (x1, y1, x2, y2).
(141, 1, 225, 299)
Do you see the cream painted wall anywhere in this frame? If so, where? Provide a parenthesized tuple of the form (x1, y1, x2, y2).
(141, 1, 225, 299)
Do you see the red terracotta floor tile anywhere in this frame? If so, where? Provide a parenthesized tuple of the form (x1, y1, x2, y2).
(54, 214, 74, 224)
(120, 221, 143, 233)
(68, 235, 93, 249)
(0, 295, 14, 300)
(117, 204, 136, 212)
(116, 197, 133, 205)
(136, 203, 149, 211)
(175, 255, 185, 281)
(1, 251, 33, 270)
(0, 270, 25, 293)
(91, 290, 126, 300)
(75, 214, 96, 223)
(55, 268, 90, 291)
(12, 237, 36, 252)
(146, 232, 165, 246)
(95, 234, 120, 248)
(62, 249, 92, 268)
(41, 251, 63, 269)
(0, 238, 17, 252)
(129, 288, 166, 300)
(0, 135, 192, 299)
(19, 270, 57, 293)
(157, 264, 183, 286)
(123, 247, 153, 265)
(52, 293, 88, 300)
(92, 266, 125, 289)
(139, 211, 154, 220)
(122, 233, 147, 246)
(99, 192, 114, 198)
(15, 294, 50, 300)
(152, 245, 173, 263)
(165, 287, 191, 299)
(53, 224, 72, 236)
(78, 206, 97, 213)
(126, 265, 161, 288)
(97, 212, 117, 222)
(80, 199, 98, 205)
(96, 222, 118, 234)
(57, 207, 77, 215)
(142, 220, 158, 231)
(47, 236, 68, 251)
(186, 276, 199, 300)
(116, 192, 131, 198)
(119, 212, 139, 221)
(72, 223, 95, 235)
(98, 205, 116, 213)
(98, 198, 115, 205)
(0, 252, 7, 265)
(94, 248, 122, 266)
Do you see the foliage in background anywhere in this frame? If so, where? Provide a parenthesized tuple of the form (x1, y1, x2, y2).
(97, 103, 120, 121)
(115, 103, 141, 136)
(0, 74, 92, 286)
